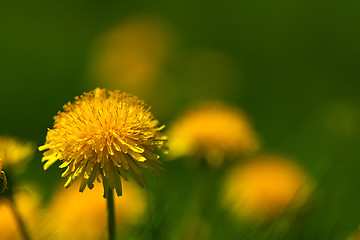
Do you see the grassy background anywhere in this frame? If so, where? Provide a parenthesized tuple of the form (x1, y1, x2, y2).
(1, 1, 360, 239)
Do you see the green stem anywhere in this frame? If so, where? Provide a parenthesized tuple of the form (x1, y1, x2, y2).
(176, 163, 212, 240)
(9, 198, 31, 240)
(107, 190, 116, 240)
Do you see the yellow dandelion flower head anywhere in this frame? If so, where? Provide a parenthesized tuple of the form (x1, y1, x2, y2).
(39, 88, 167, 198)
(44, 181, 146, 240)
(168, 102, 259, 167)
(222, 155, 312, 221)
(0, 185, 42, 240)
(0, 136, 34, 168)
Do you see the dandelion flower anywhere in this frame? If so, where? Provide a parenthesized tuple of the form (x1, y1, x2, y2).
(0, 136, 34, 170)
(39, 88, 167, 197)
(0, 185, 42, 240)
(222, 155, 312, 221)
(90, 15, 174, 94)
(168, 102, 259, 167)
(44, 181, 146, 240)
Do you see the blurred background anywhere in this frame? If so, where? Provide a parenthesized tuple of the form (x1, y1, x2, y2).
(0, 0, 360, 239)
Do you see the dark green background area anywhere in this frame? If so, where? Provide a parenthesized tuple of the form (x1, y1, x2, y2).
(1, 1, 359, 239)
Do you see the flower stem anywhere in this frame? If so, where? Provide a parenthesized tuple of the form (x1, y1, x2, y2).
(9, 198, 31, 240)
(107, 190, 116, 240)
(176, 162, 212, 240)
(4, 168, 31, 240)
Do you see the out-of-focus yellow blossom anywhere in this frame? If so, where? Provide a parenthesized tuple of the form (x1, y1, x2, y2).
(0, 136, 34, 171)
(0, 185, 42, 240)
(89, 15, 174, 97)
(168, 102, 259, 167)
(222, 155, 312, 221)
(44, 181, 146, 240)
(39, 88, 167, 198)
(347, 227, 360, 240)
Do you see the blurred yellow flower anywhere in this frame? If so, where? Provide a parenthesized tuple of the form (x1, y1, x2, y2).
(0, 185, 42, 240)
(0, 136, 34, 170)
(347, 227, 360, 240)
(222, 155, 312, 221)
(39, 88, 167, 198)
(168, 102, 259, 167)
(90, 15, 174, 97)
(44, 181, 146, 240)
